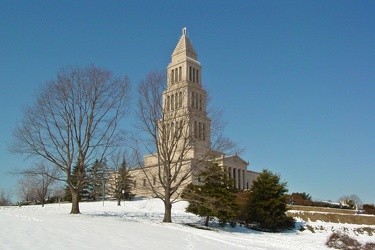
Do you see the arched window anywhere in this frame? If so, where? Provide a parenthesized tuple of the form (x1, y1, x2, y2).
(175, 93, 178, 110)
(175, 68, 178, 83)
(171, 70, 174, 84)
(179, 67, 182, 81)
(193, 68, 195, 83)
(167, 96, 170, 111)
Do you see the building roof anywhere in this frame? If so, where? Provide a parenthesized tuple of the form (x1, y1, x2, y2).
(171, 27, 197, 60)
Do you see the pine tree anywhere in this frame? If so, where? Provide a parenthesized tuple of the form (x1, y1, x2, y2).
(64, 164, 87, 201)
(246, 169, 294, 231)
(108, 159, 133, 206)
(87, 159, 108, 200)
(182, 163, 238, 227)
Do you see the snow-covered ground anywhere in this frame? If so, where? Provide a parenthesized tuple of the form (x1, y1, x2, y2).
(0, 198, 374, 250)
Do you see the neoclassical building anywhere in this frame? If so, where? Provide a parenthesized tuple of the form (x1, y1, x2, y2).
(130, 28, 259, 197)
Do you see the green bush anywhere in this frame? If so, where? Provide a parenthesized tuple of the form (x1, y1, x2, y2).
(182, 163, 238, 227)
(246, 169, 294, 231)
(285, 192, 313, 206)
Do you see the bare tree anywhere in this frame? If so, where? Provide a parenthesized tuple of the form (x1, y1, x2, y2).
(18, 178, 36, 204)
(10, 65, 131, 213)
(135, 71, 236, 222)
(15, 162, 60, 207)
(0, 190, 12, 206)
(51, 184, 65, 203)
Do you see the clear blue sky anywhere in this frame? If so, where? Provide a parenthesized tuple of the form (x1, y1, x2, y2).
(1, 1, 374, 204)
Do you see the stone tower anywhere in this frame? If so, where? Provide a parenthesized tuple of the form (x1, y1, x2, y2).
(127, 28, 260, 197)
(162, 27, 211, 152)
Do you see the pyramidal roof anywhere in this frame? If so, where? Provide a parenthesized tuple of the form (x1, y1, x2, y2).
(171, 27, 197, 60)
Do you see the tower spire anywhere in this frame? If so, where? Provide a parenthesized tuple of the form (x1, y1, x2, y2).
(171, 27, 197, 60)
(165, 28, 211, 150)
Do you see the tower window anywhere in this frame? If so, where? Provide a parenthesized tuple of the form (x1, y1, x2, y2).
(143, 179, 146, 187)
(198, 122, 202, 139)
(153, 177, 156, 185)
(203, 123, 206, 141)
(195, 93, 198, 109)
(193, 68, 195, 83)
(175, 68, 178, 82)
(196, 69, 199, 84)
(175, 93, 178, 109)
(191, 92, 195, 108)
(171, 70, 174, 84)
(162, 124, 166, 142)
(194, 121, 197, 138)
(171, 122, 174, 138)
(199, 94, 202, 110)
(167, 96, 170, 111)
(189, 66, 192, 81)
(179, 67, 182, 81)
(179, 92, 182, 108)
(167, 123, 170, 140)
(171, 94, 174, 110)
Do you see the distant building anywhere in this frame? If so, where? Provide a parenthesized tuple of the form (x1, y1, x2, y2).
(130, 28, 260, 197)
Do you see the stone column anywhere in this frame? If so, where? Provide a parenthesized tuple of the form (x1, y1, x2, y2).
(237, 168, 241, 189)
(242, 169, 245, 190)
(236, 168, 241, 189)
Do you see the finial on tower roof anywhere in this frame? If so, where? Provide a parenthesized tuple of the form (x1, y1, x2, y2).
(182, 27, 187, 36)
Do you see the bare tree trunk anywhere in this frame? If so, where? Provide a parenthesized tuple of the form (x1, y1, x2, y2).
(117, 198, 121, 206)
(70, 190, 80, 214)
(163, 190, 172, 222)
(41, 178, 45, 207)
(205, 215, 209, 227)
(163, 201, 172, 223)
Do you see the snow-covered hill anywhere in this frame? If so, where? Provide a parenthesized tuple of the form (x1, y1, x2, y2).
(0, 198, 373, 249)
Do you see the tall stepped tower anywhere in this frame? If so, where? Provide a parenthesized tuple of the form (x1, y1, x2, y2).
(162, 27, 211, 152)
(129, 28, 260, 197)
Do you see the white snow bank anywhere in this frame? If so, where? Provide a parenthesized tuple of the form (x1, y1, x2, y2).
(0, 198, 373, 250)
